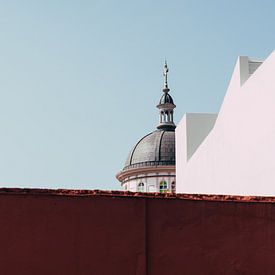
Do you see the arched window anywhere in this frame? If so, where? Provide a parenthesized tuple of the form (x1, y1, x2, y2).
(160, 111, 164, 123)
(169, 111, 173, 122)
(171, 181, 176, 193)
(137, 182, 144, 192)
(165, 111, 169, 122)
(159, 181, 168, 193)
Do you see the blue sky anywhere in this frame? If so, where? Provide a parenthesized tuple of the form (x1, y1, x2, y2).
(0, 0, 274, 190)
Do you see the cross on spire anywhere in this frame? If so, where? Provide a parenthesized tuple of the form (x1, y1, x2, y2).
(163, 60, 169, 90)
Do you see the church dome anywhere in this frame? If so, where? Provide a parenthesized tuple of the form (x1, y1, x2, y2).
(123, 130, 175, 171)
(116, 61, 176, 193)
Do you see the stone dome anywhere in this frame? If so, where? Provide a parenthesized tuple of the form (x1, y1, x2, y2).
(116, 62, 176, 192)
(123, 130, 175, 171)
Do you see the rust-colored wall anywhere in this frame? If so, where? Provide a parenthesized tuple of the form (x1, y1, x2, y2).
(1, 189, 275, 275)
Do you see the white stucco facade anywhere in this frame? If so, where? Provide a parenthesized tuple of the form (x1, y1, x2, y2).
(177, 52, 275, 196)
(122, 171, 176, 193)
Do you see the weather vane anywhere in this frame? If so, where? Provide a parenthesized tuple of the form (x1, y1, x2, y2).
(163, 60, 169, 89)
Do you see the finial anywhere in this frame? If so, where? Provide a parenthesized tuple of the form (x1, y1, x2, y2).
(163, 60, 169, 90)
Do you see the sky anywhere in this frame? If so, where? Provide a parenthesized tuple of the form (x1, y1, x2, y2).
(0, 0, 274, 190)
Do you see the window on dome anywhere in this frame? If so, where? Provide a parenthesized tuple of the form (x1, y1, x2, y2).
(171, 181, 176, 193)
(159, 181, 168, 193)
(137, 182, 144, 192)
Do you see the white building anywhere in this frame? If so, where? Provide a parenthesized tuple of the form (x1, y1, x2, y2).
(176, 52, 275, 196)
(116, 62, 176, 193)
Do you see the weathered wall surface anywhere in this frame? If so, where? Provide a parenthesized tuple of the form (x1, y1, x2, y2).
(1, 189, 275, 275)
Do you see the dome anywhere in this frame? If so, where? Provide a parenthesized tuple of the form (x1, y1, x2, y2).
(159, 93, 174, 105)
(116, 62, 176, 192)
(123, 130, 175, 170)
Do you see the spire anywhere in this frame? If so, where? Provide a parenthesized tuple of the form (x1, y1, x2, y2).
(156, 61, 176, 131)
(163, 60, 169, 91)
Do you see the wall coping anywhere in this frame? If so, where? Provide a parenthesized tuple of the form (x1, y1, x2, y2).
(0, 187, 274, 203)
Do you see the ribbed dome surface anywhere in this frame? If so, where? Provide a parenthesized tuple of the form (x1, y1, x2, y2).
(159, 93, 174, 104)
(124, 130, 175, 170)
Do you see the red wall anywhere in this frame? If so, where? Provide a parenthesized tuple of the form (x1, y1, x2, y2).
(0, 189, 275, 274)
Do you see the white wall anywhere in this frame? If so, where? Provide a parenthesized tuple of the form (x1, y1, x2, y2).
(123, 173, 175, 193)
(177, 51, 275, 196)
(176, 113, 217, 192)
